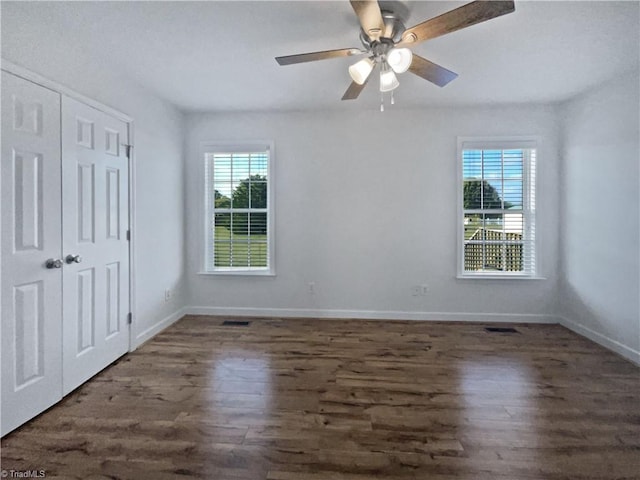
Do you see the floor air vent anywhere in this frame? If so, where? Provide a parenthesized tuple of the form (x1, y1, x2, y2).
(222, 320, 251, 326)
(485, 327, 519, 333)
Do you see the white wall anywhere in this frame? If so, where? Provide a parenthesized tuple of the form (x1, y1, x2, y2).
(559, 70, 640, 363)
(2, 5, 187, 346)
(185, 105, 561, 322)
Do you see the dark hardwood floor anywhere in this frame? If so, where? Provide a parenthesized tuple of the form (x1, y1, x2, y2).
(1, 316, 639, 479)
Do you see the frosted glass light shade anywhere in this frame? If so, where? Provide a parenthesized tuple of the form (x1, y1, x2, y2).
(380, 69, 399, 92)
(387, 48, 413, 74)
(348, 58, 375, 85)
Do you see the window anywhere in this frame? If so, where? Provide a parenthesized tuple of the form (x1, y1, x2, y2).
(203, 143, 274, 274)
(458, 138, 537, 277)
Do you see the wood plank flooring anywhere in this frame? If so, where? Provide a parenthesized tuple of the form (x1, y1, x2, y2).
(2, 316, 639, 479)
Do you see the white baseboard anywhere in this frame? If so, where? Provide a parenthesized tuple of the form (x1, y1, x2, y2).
(132, 307, 188, 349)
(559, 316, 640, 366)
(129, 306, 639, 366)
(185, 306, 559, 324)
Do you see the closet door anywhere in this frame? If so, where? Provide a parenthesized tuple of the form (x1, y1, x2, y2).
(61, 97, 130, 394)
(1, 72, 63, 436)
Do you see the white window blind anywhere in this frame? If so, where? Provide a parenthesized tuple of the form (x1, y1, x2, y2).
(203, 144, 273, 274)
(459, 139, 536, 277)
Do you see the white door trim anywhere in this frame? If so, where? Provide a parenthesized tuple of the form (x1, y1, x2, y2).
(1, 59, 137, 353)
(1, 60, 133, 123)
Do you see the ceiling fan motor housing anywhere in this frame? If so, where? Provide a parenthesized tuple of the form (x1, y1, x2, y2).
(359, 10, 406, 52)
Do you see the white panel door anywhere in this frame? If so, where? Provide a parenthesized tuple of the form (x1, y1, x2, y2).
(61, 97, 130, 394)
(1, 72, 63, 436)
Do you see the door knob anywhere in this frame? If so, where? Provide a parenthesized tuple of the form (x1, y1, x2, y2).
(45, 258, 63, 269)
(65, 254, 82, 264)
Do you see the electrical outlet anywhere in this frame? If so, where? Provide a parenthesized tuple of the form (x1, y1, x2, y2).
(412, 285, 428, 297)
(164, 289, 171, 302)
(308, 282, 316, 295)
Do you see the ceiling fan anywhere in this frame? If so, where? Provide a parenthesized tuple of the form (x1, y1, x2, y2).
(276, 0, 515, 108)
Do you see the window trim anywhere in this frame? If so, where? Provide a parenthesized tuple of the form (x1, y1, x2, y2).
(456, 136, 539, 279)
(200, 141, 275, 276)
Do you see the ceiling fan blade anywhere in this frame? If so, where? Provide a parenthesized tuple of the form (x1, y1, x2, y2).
(408, 54, 458, 87)
(399, 1, 515, 46)
(350, 0, 385, 41)
(276, 48, 363, 66)
(341, 77, 370, 100)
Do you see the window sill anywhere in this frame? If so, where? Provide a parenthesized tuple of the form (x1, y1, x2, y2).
(198, 270, 275, 277)
(457, 274, 546, 281)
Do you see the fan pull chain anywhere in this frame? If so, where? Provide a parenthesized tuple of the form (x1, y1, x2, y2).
(380, 92, 384, 112)
(391, 90, 395, 105)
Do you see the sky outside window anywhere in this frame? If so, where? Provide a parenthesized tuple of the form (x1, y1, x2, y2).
(212, 152, 268, 199)
(463, 149, 523, 209)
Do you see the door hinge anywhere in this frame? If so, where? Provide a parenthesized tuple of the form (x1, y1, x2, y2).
(127, 312, 132, 325)
(126, 230, 131, 241)
(125, 144, 132, 158)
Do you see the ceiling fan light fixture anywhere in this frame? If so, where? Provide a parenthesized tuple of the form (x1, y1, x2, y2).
(379, 67, 399, 92)
(387, 47, 413, 74)
(348, 57, 375, 85)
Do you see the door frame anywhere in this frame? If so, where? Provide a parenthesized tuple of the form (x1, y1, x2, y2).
(1, 59, 137, 352)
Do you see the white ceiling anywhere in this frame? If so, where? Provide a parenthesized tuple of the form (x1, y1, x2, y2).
(2, 1, 639, 112)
